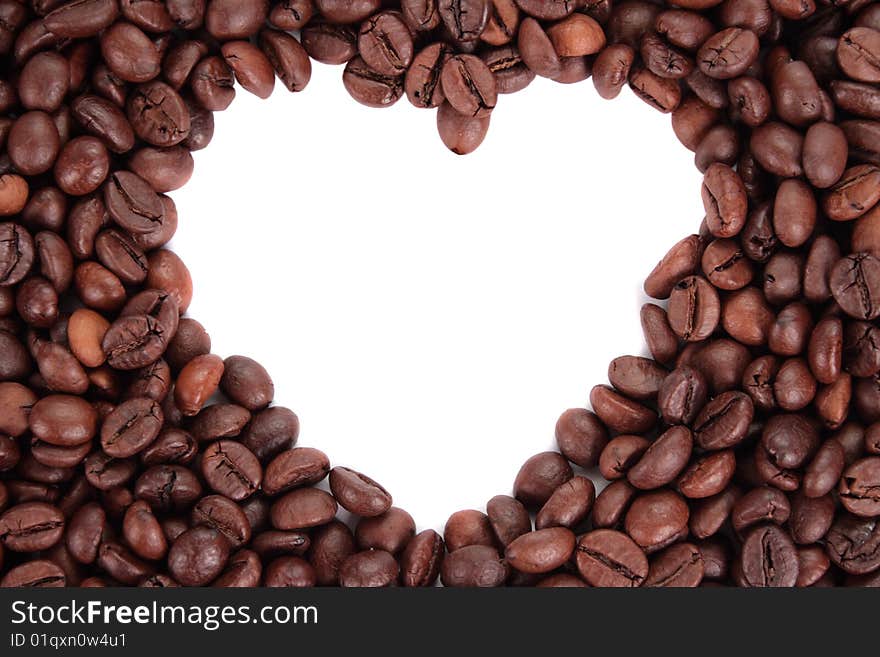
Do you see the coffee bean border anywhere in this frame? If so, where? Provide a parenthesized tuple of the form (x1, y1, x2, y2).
(0, 0, 879, 588)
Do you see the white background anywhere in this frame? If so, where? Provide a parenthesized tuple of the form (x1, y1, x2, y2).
(171, 61, 704, 533)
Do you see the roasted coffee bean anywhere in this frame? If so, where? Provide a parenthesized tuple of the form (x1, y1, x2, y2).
(535, 476, 595, 530)
(221, 41, 275, 100)
(645, 542, 704, 587)
(0, 502, 65, 552)
(625, 490, 689, 552)
(789, 492, 834, 545)
(826, 514, 880, 575)
(513, 451, 573, 507)
(443, 509, 494, 551)
(628, 426, 693, 490)
(830, 254, 880, 321)
(134, 465, 202, 512)
(658, 366, 708, 425)
(201, 440, 261, 501)
(838, 28, 880, 83)
(575, 529, 648, 587)
(191, 495, 251, 548)
(0, 559, 65, 587)
(505, 527, 575, 574)
(590, 385, 658, 434)
(101, 397, 163, 458)
(823, 165, 880, 222)
(698, 28, 759, 79)
(400, 528, 444, 587)
(271, 487, 337, 530)
(554, 408, 608, 468)
(301, 21, 357, 65)
(593, 43, 635, 100)
(329, 467, 392, 517)
(644, 234, 703, 300)
(127, 82, 190, 147)
(441, 54, 497, 117)
(439, 0, 488, 42)
(667, 276, 721, 342)
(168, 526, 230, 586)
(340, 549, 400, 587)
(740, 524, 799, 587)
(122, 499, 167, 561)
(310, 520, 355, 586)
(440, 544, 506, 587)
(342, 57, 404, 108)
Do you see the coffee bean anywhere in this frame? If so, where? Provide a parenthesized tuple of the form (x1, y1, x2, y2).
(401, 0, 441, 32)
(789, 492, 834, 545)
(513, 451, 573, 507)
(44, 0, 119, 38)
(101, 397, 163, 458)
(343, 57, 404, 108)
(678, 450, 736, 499)
(0, 502, 64, 552)
(444, 509, 494, 551)
(436, 101, 490, 154)
(301, 20, 357, 65)
(826, 514, 880, 575)
(310, 520, 355, 586)
(645, 542, 704, 587)
(271, 487, 338, 530)
(838, 28, 880, 83)
(668, 275, 721, 342)
(592, 43, 635, 100)
(0, 559, 65, 587)
(123, 499, 167, 560)
(628, 426, 693, 490)
(554, 408, 608, 468)
(535, 476, 595, 530)
(191, 495, 251, 548)
(803, 122, 848, 189)
(201, 440, 262, 501)
(259, 29, 312, 93)
(629, 65, 682, 112)
(823, 165, 880, 222)
(221, 41, 276, 100)
(168, 526, 230, 586)
(698, 28, 759, 79)
(400, 528, 444, 586)
(575, 529, 648, 587)
(356, 507, 415, 554)
(505, 527, 575, 574)
(830, 254, 880, 321)
(340, 549, 399, 587)
(518, 17, 560, 79)
(329, 466, 392, 517)
(440, 544, 507, 587)
(740, 524, 799, 587)
(205, 0, 268, 40)
(127, 82, 190, 147)
(441, 54, 497, 117)
(439, 0, 488, 42)
(625, 490, 689, 552)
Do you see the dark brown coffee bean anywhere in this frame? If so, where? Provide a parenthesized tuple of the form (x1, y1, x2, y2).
(830, 254, 880, 321)
(694, 391, 754, 450)
(535, 476, 595, 530)
(667, 276, 721, 342)
(702, 163, 748, 239)
(442, 509, 492, 552)
(838, 27, 880, 83)
(628, 426, 693, 490)
(122, 499, 167, 561)
(342, 57, 404, 108)
(803, 121, 847, 189)
(44, 0, 119, 38)
(629, 65, 681, 112)
(100, 22, 161, 83)
(590, 385, 658, 435)
(259, 29, 312, 93)
(191, 495, 251, 548)
(134, 465, 202, 512)
(400, 528, 444, 587)
(826, 514, 880, 575)
(441, 54, 497, 118)
(65, 502, 105, 564)
(840, 457, 880, 517)
(339, 549, 399, 587)
(625, 490, 689, 552)
(222, 41, 276, 100)
(789, 492, 834, 545)
(698, 28, 759, 79)
(168, 526, 229, 586)
(310, 520, 355, 586)
(440, 544, 506, 587)
(645, 542, 704, 587)
(0, 559, 65, 587)
(301, 20, 357, 65)
(201, 440, 261, 501)
(101, 397, 163, 458)
(513, 451, 573, 507)
(127, 82, 190, 147)
(644, 234, 703, 300)
(740, 524, 799, 587)
(554, 408, 608, 468)
(658, 366, 708, 425)
(592, 43, 635, 100)
(575, 529, 648, 587)
(0, 502, 64, 552)
(263, 447, 329, 496)
(271, 487, 337, 530)
(505, 527, 575, 574)
(205, 0, 268, 39)
(823, 165, 880, 222)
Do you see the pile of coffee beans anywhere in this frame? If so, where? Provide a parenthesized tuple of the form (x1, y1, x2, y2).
(0, 0, 879, 588)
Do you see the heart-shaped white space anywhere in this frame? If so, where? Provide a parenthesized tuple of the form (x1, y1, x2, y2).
(171, 62, 703, 531)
